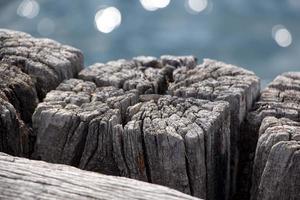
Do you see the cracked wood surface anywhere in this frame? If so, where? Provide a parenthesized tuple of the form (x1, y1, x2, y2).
(114, 95, 230, 200)
(169, 59, 260, 198)
(32, 57, 263, 200)
(0, 29, 83, 99)
(251, 117, 300, 200)
(1, 32, 299, 200)
(0, 29, 83, 156)
(0, 153, 200, 200)
(248, 72, 300, 125)
(33, 80, 230, 199)
(79, 55, 197, 95)
(237, 72, 300, 200)
(0, 63, 37, 155)
(0, 94, 29, 156)
(33, 79, 139, 175)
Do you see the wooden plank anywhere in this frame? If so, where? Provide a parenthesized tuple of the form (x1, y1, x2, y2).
(0, 29, 83, 156)
(33, 79, 139, 175)
(79, 55, 197, 94)
(169, 59, 261, 198)
(114, 95, 230, 200)
(33, 82, 230, 199)
(237, 72, 300, 200)
(0, 29, 83, 99)
(251, 117, 300, 200)
(0, 153, 200, 200)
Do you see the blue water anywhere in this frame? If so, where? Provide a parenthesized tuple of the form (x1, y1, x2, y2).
(1, 0, 300, 86)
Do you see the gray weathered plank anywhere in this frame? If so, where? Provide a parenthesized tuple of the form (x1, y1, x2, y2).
(0, 152, 200, 200)
(33, 79, 138, 175)
(34, 57, 264, 199)
(0, 29, 83, 99)
(114, 95, 230, 200)
(0, 62, 38, 123)
(0, 62, 37, 155)
(0, 29, 84, 156)
(169, 59, 260, 198)
(0, 94, 29, 155)
(251, 117, 300, 200)
(237, 72, 300, 199)
(78, 55, 197, 94)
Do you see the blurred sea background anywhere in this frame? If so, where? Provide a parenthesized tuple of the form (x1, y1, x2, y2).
(1, 0, 300, 86)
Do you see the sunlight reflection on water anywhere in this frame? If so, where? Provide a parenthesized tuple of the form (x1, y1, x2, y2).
(187, 0, 208, 13)
(94, 7, 122, 34)
(17, 0, 39, 19)
(139, 0, 170, 11)
(2, 0, 299, 86)
(272, 25, 292, 47)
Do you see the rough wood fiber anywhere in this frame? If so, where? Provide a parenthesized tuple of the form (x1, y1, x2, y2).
(0, 62, 38, 123)
(33, 79, 139, 175)
(78, 55, 197, 94)
(0, 94, 29, 156)
(0, 29, 84, 156)
(0, 153, 200, 200)
(0, 62, 37, 156)
(114, 95, 230, 200)
(237, 72, 300, 199)
(169, 59, 260, 198)
(0, 29, 84, 99)
(251, 117, 300, 200)
(248, 72, 300, 125)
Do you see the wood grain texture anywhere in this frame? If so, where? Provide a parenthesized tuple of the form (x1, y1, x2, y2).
(33, 57, 265, 200)
(33, 79, 139, 175)
(79, 55, 197, 95)
(0, 29, 83, 99)
(0, 94, 29, 156)
(0, 29, 84, 156)
(251, 117, 300, 200)
(0, 62, 37, 156)
(0, 152, 200, 200)
(169, 58, 261, 198)
(236, 72, 300, 200)
(114, 95, 230, 200)
(33, 81, 231, 200)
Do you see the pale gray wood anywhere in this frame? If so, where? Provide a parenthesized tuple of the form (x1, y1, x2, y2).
(33, 79, 139, 175)
(0, 94, 29, 156)
(0, 153, 200, 200)
(0, 29, 83, 99)
(169, 59, 261, 198)
(78, 56, 197, 95)
(0, 29, 83, 156)
(247, 72, 300, 126)
(0, 62, 38, 123)
(114, 95, 231, 200)
(160, 55, 197, 69)
(0, 62, 37, 156)
(250, 117, 300, 200)
(34, 57, 264, 200)
(237, 72, 300, 200)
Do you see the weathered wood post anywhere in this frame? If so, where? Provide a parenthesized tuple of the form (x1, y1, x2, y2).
(0, 29, 83, 156)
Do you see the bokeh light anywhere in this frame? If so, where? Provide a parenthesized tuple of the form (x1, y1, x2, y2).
(288, 0, 300, 9)
(139, 0, 171, 11)
(17, 0, 39, 19)
(94, 7, 122, 34)
(2, 0, 299, 86)
(37, 18, 55, 36)
(186, 0, 208, 14)
(272, 25, 292, 47)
